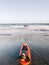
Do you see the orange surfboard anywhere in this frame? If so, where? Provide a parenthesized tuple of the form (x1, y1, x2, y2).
(19, 43, 31, 65)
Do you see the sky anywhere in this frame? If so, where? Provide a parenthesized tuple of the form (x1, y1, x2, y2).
(0, 0, 49, 23)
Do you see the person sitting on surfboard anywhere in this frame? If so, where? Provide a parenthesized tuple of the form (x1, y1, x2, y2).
(18, 43, 30, 61)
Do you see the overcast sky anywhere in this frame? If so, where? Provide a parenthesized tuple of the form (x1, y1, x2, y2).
(0, 0, 49, 23)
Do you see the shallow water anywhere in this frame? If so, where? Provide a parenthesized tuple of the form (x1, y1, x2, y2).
(0, 34, 49, 65)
